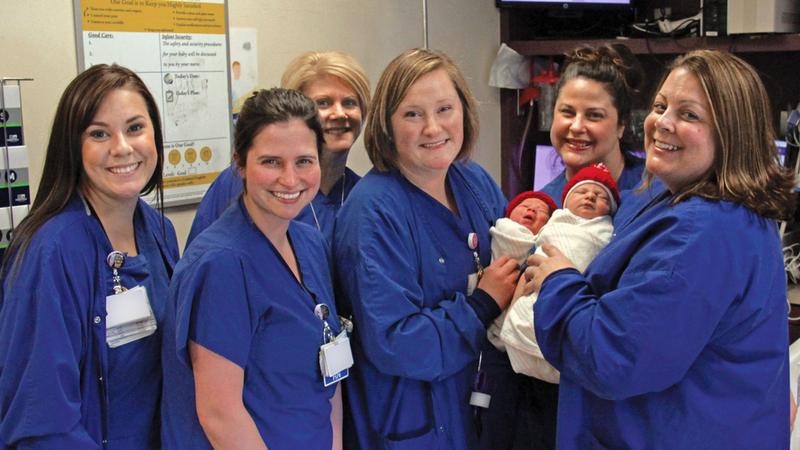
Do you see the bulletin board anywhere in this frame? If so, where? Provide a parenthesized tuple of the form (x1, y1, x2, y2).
(74, 0, 233, 206)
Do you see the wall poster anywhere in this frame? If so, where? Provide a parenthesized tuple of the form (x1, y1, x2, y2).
(74, 0, 232, 206)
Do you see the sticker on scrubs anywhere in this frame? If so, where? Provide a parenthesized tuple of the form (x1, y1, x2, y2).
(319, 330, 353, 387)
(105, 285, 157, 348)
(467, 232, 478, 250)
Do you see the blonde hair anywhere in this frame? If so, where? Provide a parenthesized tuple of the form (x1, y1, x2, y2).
(643, 49, 795, 220)
(280, 51, 370, 119)
(365, 48, 479, 172)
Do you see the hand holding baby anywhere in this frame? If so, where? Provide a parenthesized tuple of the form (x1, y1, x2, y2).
(478, 256, 520, 310)
(523, 244, 576, 295)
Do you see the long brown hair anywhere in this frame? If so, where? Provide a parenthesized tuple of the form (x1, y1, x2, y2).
(4, 64, 165, 270)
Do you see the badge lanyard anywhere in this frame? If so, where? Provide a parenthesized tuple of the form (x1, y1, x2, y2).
(466, 232, 491, 437)
(106, 251, 127, 294)
(314, 303, 335, 344)
(314, 301, 354, 387)
(313, 302, 354, 339)
(104, 250, 157, 348)
(309, 171, 347, 232)
(468, 232, 484, 280)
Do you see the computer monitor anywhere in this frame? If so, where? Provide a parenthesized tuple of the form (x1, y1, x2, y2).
(533, 145, 564, 191)
(496, 0, 634, 39)
(497, 0, 630, 6)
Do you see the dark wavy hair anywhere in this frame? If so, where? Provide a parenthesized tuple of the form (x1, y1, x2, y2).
(557, 43, 645, 164)
(4, 64, 164, 270)
(643, 50, 795, 220)
(234, 88, 324, 172)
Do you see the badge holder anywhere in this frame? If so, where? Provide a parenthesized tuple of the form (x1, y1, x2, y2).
(470, 351, 492, 438)
(315, 304, 353, 387)
(466, 232, 484, 296)
(104, 251, 157, 348)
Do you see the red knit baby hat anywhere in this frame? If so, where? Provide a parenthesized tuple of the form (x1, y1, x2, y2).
(505, 191, 557, 218)
(561, 163, 620, 213)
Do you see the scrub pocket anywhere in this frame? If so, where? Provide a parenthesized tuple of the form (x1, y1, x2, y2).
(577, 431, 615, 449)
(382, 427, 438, 450)
(378, 378, 438, 450)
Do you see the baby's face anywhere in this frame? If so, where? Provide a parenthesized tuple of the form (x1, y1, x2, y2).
(565, 183, 611, 220)
(509, 198, 551, 234)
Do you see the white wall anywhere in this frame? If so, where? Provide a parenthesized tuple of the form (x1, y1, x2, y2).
(0, 0, 501, 251)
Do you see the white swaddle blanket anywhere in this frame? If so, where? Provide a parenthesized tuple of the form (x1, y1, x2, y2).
(499, 209, 613, 383)
(486, 218, 537, 352)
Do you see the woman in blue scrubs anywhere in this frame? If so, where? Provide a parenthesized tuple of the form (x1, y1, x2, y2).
(485, 44, 647, 450)
(540, 44, 646, 207)
(334, 48, 520, 450)
(0, 65, 179, 449)
(187, 51, 370, 245)
(528, 50, 794, 449)
(162, 88, 345, 449)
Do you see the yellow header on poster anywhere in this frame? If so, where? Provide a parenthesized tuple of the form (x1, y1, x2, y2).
(164, 171, 221, 189)
(81, 0, 224, 34)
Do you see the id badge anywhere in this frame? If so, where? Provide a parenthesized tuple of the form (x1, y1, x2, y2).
(106, 286, 151, 328)
(467, 272, 479, 296)
(319, 330, 354, 387)
(106, 285, 157, 348)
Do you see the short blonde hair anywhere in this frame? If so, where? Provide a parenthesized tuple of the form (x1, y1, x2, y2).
(365, 48, 479, 172)
(280, 51, 370, 119)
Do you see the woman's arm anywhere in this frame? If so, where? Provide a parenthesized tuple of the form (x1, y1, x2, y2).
(190, 341, 267, 450)
(0, 242, 99, 448)
(335, 207, 516, 382)
(330, 384, 343, 450)
(533, 206, 784, 400)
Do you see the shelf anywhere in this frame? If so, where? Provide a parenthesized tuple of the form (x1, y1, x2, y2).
(507, 33, 800, 56)
(499, 7, 800, 197)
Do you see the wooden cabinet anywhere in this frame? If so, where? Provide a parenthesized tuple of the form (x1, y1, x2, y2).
(499, 8, 800, 196)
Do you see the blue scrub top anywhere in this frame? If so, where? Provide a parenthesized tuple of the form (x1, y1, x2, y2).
(534, 180, 790, 449)
(476, 156, 645, 450)
(540, 156, 644, 208)
(333, 161, 506, 450)
(162, 198, 341, 450)
(0, 195, 179, 449)
(186, 163, 359, 246)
